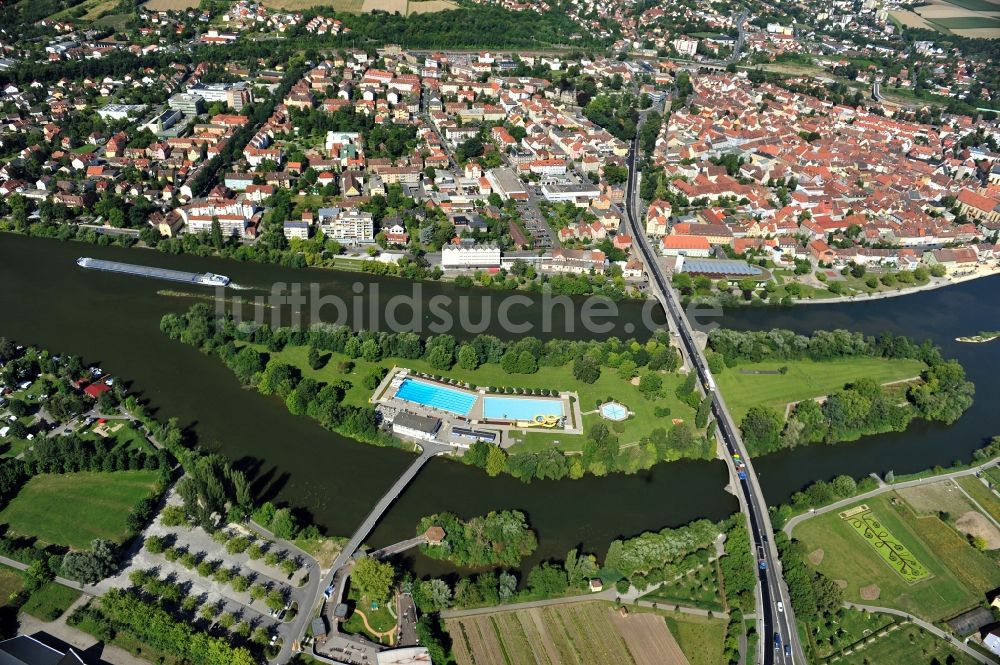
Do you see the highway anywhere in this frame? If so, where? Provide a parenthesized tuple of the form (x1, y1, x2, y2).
(622, 126, 802, 664)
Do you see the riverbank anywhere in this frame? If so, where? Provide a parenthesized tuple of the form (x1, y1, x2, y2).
(792, 264, 1000, 305)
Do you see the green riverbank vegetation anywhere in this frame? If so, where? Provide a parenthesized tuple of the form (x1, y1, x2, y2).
(417, 510, 537, 568)
(708, 328, 974, 456)
(161, 304, 716, 481)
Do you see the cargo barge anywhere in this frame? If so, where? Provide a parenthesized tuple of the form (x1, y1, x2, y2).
(76, 257, 230, 287)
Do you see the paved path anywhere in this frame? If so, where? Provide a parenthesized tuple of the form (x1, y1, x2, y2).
(844, 603, 1000, 664)
(783, 462, 996, 538)
(368, 535, 426, 560)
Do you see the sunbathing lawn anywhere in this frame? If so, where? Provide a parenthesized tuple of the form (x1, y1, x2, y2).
(21, 582, 82, 621)
(716, 357, 926, 423)
(0, 566, 24, 607)
(793, 493, 1000, 621)
(0, 471, 161, 549)
(248, 344, 699, 453)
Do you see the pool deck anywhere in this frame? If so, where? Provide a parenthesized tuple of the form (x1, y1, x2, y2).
(371, 367, 584, 449)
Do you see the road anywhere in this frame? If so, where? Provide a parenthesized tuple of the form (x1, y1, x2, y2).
(622, 116, 800, 665)
(844, 603, 1000, 665)
(873, 80, 884, 102)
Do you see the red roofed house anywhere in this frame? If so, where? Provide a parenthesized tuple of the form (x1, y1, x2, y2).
(661, 235, 711, 257)
(83, 382, 111, 399)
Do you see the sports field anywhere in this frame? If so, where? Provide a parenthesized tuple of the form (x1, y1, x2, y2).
(716, 357, 925, 423)
(446, 602, 691, 665)
(0, 471, 161, 549)
(794, 492, 1000, 620)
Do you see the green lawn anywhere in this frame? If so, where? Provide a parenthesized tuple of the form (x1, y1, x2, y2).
(0, 566, 24, 607)
(21, 582, 81, 621)
(342, 587, 395, 644)
(716, 357, 926, 423)
(808, 606, 896, 659)
(835, 623, 977, 665)
(661, 611, 728, 665)
(252, 344, 699, 453)
(0, 471, 161, 549)
(793, 493, 1000, 621)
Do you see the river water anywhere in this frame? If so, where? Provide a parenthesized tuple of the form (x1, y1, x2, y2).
(2, 232, 998, 574)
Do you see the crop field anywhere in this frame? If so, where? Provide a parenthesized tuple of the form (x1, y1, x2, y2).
(0, 471, 160, 549)
(716, 357, 925, 423)
(843, 508, 931, 582)
(143, 0, 199, 9)
(661, 612, 727, 665)
(406, 0, 457, 13)
(446, 602, 689, 665)
(262, 0, 365, 11)
(795, 493, 1000, 620)
(905, 0, 1000, 36)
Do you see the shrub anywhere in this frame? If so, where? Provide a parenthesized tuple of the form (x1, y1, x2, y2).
(160, 505, 187, 527)
(145, 536, 167, 554)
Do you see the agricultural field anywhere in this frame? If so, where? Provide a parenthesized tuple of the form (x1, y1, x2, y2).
(716, 357, 926, 423)
(0, 470, 161, 549)
(262, 0, 364, 11)
(143, 0, 199, 8)
(903, 0, 1000, 37)
(835, 623, 978, 665)
(446, 602, 690, 665)
(794, 492, 1000, 620)
(841, 506, 930, 583)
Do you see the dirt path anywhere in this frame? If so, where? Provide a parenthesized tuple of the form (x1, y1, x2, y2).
(354, 609, 396, 643)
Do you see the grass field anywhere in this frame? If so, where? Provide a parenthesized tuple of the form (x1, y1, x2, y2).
(0, 471, 161, 549)
(956, 476, 1000, 524)
(808, 606, 896, 659)
(661, 611, 727, 665)
(251, 343, 698, 454)
(263, 0, 364, 10)
(716, 358, 926, 423)
(794, 493, 1000, 620)
(20, 582, 82, 621)
(929, 15, 1000, 27)
(446, 602, 691, 665)
(836, 623, 978, 664)
(0, 566, 24, 608)
(940, 0, 1000, 10)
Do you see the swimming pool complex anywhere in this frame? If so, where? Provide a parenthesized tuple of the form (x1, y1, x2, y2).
(395, 378, 476, 416)
(483, 396, 564, 421)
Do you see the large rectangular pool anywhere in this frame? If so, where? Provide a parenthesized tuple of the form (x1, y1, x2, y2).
(395, 378, 476, 416)
(483, 396, 563, 421)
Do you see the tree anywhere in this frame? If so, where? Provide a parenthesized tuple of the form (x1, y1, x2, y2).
(60, 539, 118, 584)
(307, 345, 326, 370)
(485, 445, 507, 477)
(573, 356, 601, 384)
(457, 344, 479, 370)
(352, 557, 394, 604)
(638, 372, 662, 399)
(740, 407, 784, 455)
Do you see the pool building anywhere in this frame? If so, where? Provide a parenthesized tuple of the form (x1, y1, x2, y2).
(371, 368, 583, 448)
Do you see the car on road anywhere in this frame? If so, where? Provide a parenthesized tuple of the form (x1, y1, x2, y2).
(774, 632, 782, 650)
(777, 601, 784, 613)
(784, 643, 791, 658)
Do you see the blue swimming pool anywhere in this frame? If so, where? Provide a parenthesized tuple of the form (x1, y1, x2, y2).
(483, 396, 563, 421)
(395, 378, 476, 416)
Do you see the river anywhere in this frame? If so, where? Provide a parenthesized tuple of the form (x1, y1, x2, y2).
(3, 232, 998, 575)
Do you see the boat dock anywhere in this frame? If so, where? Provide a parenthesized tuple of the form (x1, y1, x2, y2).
(76, 257, 230, 287)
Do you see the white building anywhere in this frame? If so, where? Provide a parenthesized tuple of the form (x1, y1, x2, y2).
(392, 413, 441, 442)
(441, 244, 501, 270)
(672, 37, 699, 58)
(320, 209, 374, 242)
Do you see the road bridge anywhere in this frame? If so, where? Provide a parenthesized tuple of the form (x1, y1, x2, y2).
(622, 117, 802, 665)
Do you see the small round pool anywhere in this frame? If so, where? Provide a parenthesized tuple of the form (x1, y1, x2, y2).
(599, 401, 629, 421)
